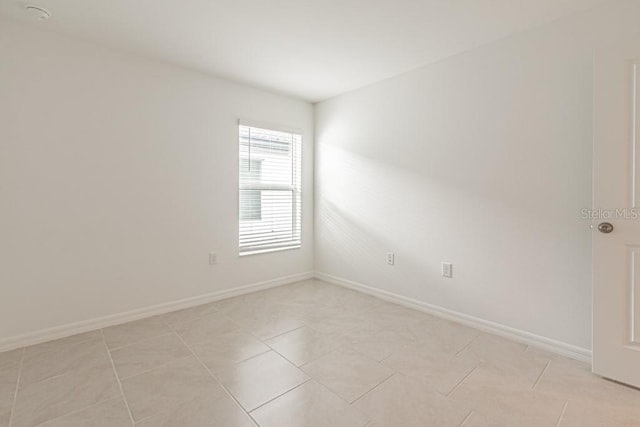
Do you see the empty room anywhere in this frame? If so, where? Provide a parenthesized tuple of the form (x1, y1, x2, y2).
(2, 0, 640, 425)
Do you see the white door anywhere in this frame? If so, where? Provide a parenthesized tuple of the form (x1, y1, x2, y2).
(593, 39, 640, 388)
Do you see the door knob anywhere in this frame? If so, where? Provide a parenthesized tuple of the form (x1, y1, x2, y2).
(598, 222, 614, 233)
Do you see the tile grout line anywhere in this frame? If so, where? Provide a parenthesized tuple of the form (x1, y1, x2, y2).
(455, 334, 480, 356)
(135, 330, 272, 379)
(24, 334, 100, 360)
(209, 344, 275, 368)
(244, 320, 349, 402)
(30, 397, 125, 427)
(170, 331, 261, 426)
(169, 311, 242, 336)
(170, 305, 324, 423)
(258, 324, 307, 342)
(100, 329, 135, 426)
(263, 333, 341, 368)
(212, 312, 276, 343)
(377, 350, 395, 363)
(19, 336, 112, 388)
(458, 410, 475, 427)
(106, 331, 178, 353)
(248, 378, 314, 415)
(117, 353, 194, 382)
(17, 370, 68, 386)
(532, 359, 552, 390)
(446, 366, 477, 398)
(129, 311, 255, 425)
(162, 304, 221, 325)
(304, 318, 365, 337)
(349, 370, 396, 405)
(7, 348, 26, 427)
(351, 372, 397, 406)
(555, 401, 569, 427)
(296, 377, 370, 419)
(264, 344, 304, 368)
(5, 336, 111, 406)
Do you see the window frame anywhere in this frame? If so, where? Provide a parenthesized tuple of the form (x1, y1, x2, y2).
(238, 121, 302, 256)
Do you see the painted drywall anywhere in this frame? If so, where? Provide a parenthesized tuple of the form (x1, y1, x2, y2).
(314, 0, 640, 350)
(0, 21, 314, 343)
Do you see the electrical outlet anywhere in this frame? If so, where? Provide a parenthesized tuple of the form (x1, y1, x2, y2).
(209, 252, 217, 265)
(386, 252, 395, 266)
(441, 262, 452, 278)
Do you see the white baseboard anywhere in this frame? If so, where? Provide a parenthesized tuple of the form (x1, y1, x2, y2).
(1, 270, 592, 364)
(314, 271, 592, 363)
(0, 271, 314, 353)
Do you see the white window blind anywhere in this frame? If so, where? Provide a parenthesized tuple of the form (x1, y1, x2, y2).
(239, 124, 302, 255)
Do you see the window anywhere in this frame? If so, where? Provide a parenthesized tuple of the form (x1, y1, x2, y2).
(239, 159, 262, 221)
(239, 123, 302, 255)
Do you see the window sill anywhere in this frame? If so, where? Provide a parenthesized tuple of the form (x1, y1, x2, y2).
(239, 245, 301, 257)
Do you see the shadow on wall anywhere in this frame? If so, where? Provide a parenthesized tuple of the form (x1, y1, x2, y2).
(315, 142, 476, 292)
(314, 141, 591, 346)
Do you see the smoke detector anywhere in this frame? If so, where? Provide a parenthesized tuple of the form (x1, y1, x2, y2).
(25, 5, 51, 20)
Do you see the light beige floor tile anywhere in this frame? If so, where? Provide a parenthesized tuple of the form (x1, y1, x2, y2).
(251, 380, 368, 427)
(0, 363, 20, 426)
(7, 280, 640, 427)
(360, 304, 427, 329)
(190, 330, 269, 373)
(303, 308, 370, 335)
(381, 345, 478, 394)
(102, 316, 172, 350)
(280, 284, 335, 304)
(464, 333, 526, 358)
(337, 325, 420, 362)
(291, 300, 337, 316)
(160, 303, 219, 327)
(110, 333, 191, 379)
(216, 351, 309, 411)
(20, 338, 110, 386)
(467, 362, 549, 391)
(461, 333, 551, 388)
(120, 355, 220, 422)
(11, 361, 120, 427)
(209, 295, 246, 314)
(523, 345, 557, 361)
(38, 397, 132, 427)
(323, 289, 385, 313)
(212, 294, 277, 321)
(534, 356, 640, 408)
(265, 281, 337, 309)
(172, 312, 239, 346)
(0, 348, 23, 371)
(399, 314, 442, 340)
(301, 348, 393, 403)
(416, 319, 479, 356)
(234, 313, 306, 340)
(24, 331, 102, 360)
(559, 399, 640, 427)
(241, 302, 303, 320)
(460, 411, 502, 426)
(354, 374, 471, 427)
(136, 393, 255, 427)
(267, 326, 341, 366)
(451, 369, 566, 427)
(278, 299, 325, 314)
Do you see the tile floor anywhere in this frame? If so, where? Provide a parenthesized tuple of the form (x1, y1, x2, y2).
(1, 279, 639, 426)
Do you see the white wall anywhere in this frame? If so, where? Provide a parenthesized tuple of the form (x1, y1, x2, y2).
(314, 0, 640, 350)
(0, 21, 314, 344)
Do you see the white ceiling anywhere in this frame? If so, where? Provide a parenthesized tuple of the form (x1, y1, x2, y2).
(0, 0, 611, 102)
